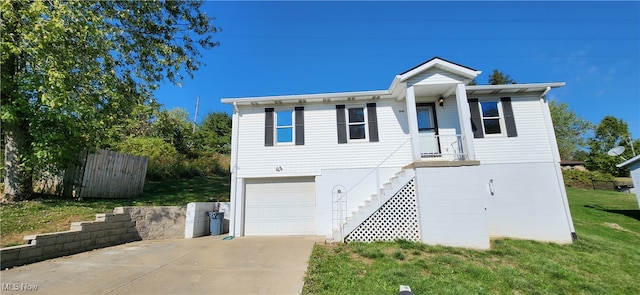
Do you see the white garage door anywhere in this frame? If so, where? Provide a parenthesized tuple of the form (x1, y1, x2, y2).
(244, 177, 316, 236)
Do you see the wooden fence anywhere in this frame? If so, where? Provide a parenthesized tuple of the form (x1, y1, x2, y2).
(34, 149, 148, 199)
(67, 149, 148, 199)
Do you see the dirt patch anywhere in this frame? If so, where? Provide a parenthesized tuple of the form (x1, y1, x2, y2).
(603, 222, 625, 231)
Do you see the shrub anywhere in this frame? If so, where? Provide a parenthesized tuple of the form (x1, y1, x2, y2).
(562, 169, 615, 189)
(116, 137, 231, 180)
(117, 137, 182, 180)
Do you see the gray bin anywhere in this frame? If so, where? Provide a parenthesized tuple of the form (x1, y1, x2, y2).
(207, 211, 225, 235)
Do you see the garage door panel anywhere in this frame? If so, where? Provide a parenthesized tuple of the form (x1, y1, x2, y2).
(244, 177, 316, 236)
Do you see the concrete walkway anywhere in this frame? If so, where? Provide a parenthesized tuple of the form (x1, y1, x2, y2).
(0, 235, 322, 295)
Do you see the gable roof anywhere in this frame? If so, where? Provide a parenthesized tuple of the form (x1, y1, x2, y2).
(221, 57, 563, 106)
(397, 57, 481, 82)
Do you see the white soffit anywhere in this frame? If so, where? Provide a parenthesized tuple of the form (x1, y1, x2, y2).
(466, 82, 566, 96)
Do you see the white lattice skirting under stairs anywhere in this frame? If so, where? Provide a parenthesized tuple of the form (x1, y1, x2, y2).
(345, 178, 420, 243)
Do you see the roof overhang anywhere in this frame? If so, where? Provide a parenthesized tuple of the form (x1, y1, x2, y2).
(617, 155, 640, 168)
(466, 82, 565, 96)
(397, 57, 481, 82)
(221, 89, 393, 106)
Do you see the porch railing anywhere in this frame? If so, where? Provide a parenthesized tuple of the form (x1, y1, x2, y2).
(421, 134, 470, 161)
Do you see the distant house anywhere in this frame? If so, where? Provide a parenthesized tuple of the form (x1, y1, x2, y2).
(617, 155, 640, 208)
(221, 57, 576, 249)
(560, 160, 587, 171)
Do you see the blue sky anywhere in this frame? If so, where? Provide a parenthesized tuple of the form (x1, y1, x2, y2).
(154, 1, 640, 137)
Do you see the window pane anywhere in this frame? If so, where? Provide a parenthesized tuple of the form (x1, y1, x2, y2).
(481, 101, 499, 117)
(277, 127, 293, 142)
(276, 110, 292, 126)
(483, 119, 501, 134)
(348, 108, 365, 123)
(349, 124, 366, 139)
(417, 108, 434, 130)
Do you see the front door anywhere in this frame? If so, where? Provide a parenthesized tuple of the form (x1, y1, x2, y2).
(417, 104, 439, 156)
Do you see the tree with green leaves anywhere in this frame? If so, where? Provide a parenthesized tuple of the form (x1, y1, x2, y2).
(1, 0, 219, 201)
(195, 112, 232, 154)
(549, 101, 593, 160)
(152, 108, 195, 156)
(584, 116, 637, 176)
(488, 69, 517, 85)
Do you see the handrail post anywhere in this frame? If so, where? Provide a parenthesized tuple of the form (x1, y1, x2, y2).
(375, 167, 380, 207)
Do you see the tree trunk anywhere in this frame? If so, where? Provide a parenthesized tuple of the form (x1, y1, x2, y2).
(3, 119, 34, 202)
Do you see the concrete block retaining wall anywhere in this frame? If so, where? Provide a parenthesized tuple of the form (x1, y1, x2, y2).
(2, 204, 211, 269)
(115, 206, 186, 240)
(1, 213, 137, 269)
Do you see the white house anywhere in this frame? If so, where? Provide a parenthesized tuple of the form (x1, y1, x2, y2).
(617, 155, 640, 208)
(221, 57, 576, 249)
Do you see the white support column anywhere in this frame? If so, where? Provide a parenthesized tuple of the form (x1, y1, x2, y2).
(455, 83, 475, 160)
(405, 86, 421, 162)
(229, 104, 240, 237)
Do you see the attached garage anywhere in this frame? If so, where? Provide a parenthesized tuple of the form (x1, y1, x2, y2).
(243, 177, 316, 235)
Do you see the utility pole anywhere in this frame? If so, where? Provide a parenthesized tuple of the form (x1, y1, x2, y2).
(193, 96, 200, 134)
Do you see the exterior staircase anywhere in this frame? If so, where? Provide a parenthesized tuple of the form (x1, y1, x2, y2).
(333, 168, 415, 241)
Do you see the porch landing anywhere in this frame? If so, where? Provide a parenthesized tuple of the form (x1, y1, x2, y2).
(404, 160, 480, 169)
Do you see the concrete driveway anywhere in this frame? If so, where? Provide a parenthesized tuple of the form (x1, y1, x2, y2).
(0, 235, 322, 295)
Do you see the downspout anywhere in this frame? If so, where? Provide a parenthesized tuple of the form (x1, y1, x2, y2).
(229, 102, 240, 238)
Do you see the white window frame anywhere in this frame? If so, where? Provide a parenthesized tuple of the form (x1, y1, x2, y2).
(478, 99, 506, 137)
(275, 109, 294, 145)
(346, 105, 368, 142)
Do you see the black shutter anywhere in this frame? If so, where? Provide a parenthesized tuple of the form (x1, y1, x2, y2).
(264, 108, 274, 146)
(501, 97, 517, 137)
(336, 105, 347, 144)
(468, 99, 484, 138)
(295, 107, 304, 145)
(367, 103, 379, 142)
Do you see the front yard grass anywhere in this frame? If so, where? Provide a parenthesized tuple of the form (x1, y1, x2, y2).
(0, 175, 229, 248)
(303, 187, 640, 294)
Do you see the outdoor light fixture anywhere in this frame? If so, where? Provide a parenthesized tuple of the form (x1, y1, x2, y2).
(438, 96, 445, 106)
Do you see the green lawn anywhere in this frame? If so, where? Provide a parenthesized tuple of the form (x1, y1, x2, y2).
(302, 187, 640, 295)
(0, 175, 230, 247)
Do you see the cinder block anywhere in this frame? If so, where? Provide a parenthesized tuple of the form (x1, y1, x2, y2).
(127, 227, 139, 233)
(95, 237, 110, 246)
(62, 241, 81, 252)
(18, 247, 43, 260)
(32, 236, 58, 247)
(42, 244, 64, 256)
(109, 235, 123, 244)
(113, 207, 125, 214)
(108, 221, 126, 230)
(80, 238, 96, 250)
(91, 231, 107, 239)
(55, 232, 78, 244)
(85, 223, 105, 232)
(123, 221, 136, 228)
(121, 233, 135, 242)
(70, 221, 93, 231)
(112, 214, 132, 222)
(0, 248, 21, 262)
(79, 232, 92, 241)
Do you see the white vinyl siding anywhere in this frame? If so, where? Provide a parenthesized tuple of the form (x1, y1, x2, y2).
(235, 100, 412, 178)
(474, 96, 555, 164)
(406, 68, 467, 87)
(244, 177, 316, 235)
